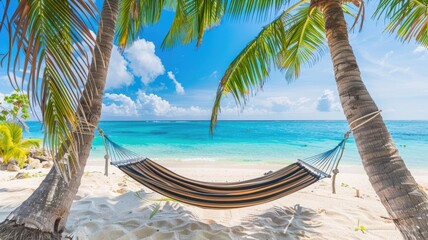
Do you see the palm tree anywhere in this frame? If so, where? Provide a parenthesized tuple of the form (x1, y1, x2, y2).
(194, 0, 427, 239)
(0, 122, 41, 167)
(0, 0, 173, 238)
(0, 1, 117, 238)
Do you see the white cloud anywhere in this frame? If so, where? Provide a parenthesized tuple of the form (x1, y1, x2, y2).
(265, 96, 311, 112)
(316, 90, 341, 112)
(167, 71, 185, 95)
(0, 74, 24, 92)
(102, 93, 139, 117)
(413, 46, 428, 59)
(413, 46, 428, 54)
(101, 90, 209, 119)
(209, 70, 218, 79)
(125, 39, 165, 85)
(146, 82, 167, 92)
(73, 31, 133, 90)
(136, 91, 207, 117)
(137, 91, 174, 116)
(361, 50, 411, 76)
(105, 46, 134, 89)
(99, 88, 348, 120)
(379, 50, 394, 65)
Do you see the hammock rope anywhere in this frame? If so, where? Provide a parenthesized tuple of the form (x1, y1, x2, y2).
(97, 110, 381, 209)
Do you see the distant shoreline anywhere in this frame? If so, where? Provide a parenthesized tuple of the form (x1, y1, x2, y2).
(24, 119, 428, 122)
(23, 121, 428, 169)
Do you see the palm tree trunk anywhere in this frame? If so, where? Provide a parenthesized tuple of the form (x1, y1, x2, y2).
(318, 0, 428, 239)
(0, 0, 119, 239)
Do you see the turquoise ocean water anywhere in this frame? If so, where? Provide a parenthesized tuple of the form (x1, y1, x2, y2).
(24, 121, 428, 168)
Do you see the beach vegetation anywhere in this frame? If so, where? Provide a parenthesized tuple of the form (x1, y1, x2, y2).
(13, 172, 47, 179)
(354, 219, 366, 233)
(150, 203, 161, 219)
(0, 90, 31, 130)
(0, 122, 41, 168)
(134, 191, 178, 218)
(0, 90, 30, 121)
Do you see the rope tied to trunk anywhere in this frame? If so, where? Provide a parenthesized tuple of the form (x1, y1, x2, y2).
(331, 109, 382, 193)
(349, 110, 382, 132)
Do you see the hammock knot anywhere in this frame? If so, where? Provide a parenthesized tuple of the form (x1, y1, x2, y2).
(349, 110, 382, 132)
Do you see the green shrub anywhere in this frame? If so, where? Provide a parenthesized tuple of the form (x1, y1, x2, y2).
(0, 122, 41, 168)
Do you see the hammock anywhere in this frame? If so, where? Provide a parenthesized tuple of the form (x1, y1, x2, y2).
(96, 111, 381, 209)
(101, 134, 349, 209)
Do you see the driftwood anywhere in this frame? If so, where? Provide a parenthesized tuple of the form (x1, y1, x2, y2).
(31, 155, 51, 162)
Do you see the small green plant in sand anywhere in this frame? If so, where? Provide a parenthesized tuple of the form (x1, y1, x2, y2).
(134, 191, 178, 219)
(20, 172, 47, 179)
(354, 219, 366, 233)
(150, 203, 161, 219)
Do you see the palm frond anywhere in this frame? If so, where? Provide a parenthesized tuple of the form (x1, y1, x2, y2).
(225, 0, 291, 21)
(210, 2, 305, 133)
(375, 0, 428, 46)
(210, 1, 328, 133)
(116, 0, 174, 48)
(3, 121, 23, 145)
(0, 124, 13, 150)
(17, 138, 41, 149)
(162, 0, 225, 48)
(5, 0, 97, 179)
(341, 0, 365, 32)
(0, 0, 10, 31)
(277, 2, 326, 81)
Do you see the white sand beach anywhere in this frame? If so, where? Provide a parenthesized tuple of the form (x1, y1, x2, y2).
(1, 160, 427, 240)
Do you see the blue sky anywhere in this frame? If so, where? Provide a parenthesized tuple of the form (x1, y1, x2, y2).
(0, 2, 427, 120)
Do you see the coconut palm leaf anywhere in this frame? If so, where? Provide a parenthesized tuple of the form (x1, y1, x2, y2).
(375, 0, 428, 46)
(210, 1, 320, 133)
(162, 0, 225, 48)
(210, 1, 364, 133)
(0, 0, 10, 31)
(277, 2, 326, 81)
(225, 0, 291, 21)
(116, 0, 175, 48)
(3, 0, 97, 178)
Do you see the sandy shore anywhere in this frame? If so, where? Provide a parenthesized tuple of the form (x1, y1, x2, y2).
(1, 160, 427, 240)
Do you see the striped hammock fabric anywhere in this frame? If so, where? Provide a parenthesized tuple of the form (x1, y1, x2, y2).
(103, 135, 347, 209)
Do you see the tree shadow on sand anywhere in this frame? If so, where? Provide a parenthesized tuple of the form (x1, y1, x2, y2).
(65, 191, 322, 240)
